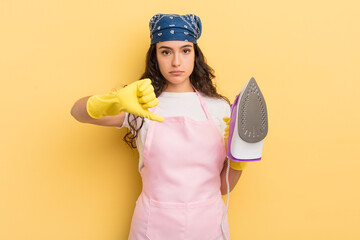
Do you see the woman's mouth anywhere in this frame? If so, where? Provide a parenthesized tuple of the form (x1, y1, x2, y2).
(170, 71, 184, 75)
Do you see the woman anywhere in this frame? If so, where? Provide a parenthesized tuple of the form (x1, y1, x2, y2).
(71, 13, 247, 240)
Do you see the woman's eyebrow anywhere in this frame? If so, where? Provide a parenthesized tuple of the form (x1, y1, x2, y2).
(158, 45, 193, 50)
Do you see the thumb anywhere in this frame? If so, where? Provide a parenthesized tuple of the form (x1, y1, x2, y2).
(143, 110, 164, 122)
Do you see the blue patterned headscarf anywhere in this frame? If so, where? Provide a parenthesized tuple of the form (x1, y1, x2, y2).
(149, 14, 202, 45)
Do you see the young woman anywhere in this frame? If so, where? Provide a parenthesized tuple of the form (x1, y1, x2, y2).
(71, 13, 247, 240)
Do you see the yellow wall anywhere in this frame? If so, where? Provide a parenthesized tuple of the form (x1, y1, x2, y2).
(1, 0, 359, 239)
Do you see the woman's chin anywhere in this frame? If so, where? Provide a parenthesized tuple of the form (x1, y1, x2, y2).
(165, 76, 189, 84)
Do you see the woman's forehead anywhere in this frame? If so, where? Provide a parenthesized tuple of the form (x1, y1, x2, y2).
(156, 41, 194, 48)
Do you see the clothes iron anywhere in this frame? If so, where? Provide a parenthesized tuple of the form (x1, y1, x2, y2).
(227, 77, 268, 162)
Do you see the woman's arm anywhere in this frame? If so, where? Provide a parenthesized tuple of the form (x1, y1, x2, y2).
(220, 132, 246, 195)
(71, 96, 126, 127)
(220, 159, 243, 195)
(71, 79, 162, 127)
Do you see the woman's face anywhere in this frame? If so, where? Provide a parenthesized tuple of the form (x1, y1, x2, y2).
(156, 41, 195, 90)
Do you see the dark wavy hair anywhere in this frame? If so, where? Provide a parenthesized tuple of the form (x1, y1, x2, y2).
(123, 43, 229, 149)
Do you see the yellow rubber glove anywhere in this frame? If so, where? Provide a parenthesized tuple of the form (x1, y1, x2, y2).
(87, 78, 164, 122)
(223, 117, 248, 171)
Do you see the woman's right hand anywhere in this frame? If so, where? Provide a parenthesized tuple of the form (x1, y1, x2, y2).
(86, 78, 164, 122)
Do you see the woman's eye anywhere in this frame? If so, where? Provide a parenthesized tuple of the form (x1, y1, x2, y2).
(183, 49, 191, 54)
(162, 50, 170, 55)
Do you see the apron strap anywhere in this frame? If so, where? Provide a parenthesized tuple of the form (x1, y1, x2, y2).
(193, 88, 212, 121)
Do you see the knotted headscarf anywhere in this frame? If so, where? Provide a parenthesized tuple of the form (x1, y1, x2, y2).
(149, 13, 202, 45)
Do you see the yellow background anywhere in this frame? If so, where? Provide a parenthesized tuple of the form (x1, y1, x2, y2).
(1, 0, 359, 239)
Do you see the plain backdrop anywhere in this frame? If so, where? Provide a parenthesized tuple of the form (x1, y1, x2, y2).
(1, 0, 359, 239)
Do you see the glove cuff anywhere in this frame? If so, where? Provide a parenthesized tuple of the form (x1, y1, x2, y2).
(86, 95, 103, 119)
(86, 93, 122, 119)
(229, 159, 248, 171)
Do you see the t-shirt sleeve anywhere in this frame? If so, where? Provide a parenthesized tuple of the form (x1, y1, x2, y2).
(116, 112, 129, 129)
(208, 97, 231, 136)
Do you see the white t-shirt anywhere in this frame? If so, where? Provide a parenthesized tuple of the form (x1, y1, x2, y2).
(119, 91, 231, 172)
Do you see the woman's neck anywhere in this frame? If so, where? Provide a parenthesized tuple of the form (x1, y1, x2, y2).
(163, 80, 194, 92)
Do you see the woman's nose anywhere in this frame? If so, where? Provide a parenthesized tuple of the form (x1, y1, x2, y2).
(172, 53, 181, 66)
